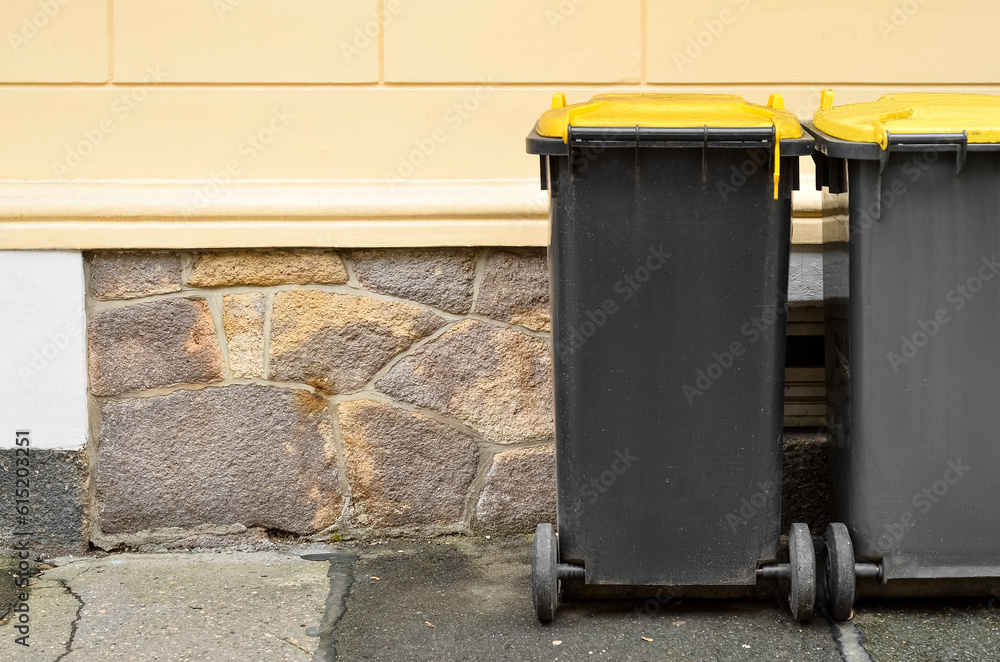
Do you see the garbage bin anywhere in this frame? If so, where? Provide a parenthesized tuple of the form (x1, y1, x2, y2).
(808, 90, 1000, 620)
(526, 93, 815, 622)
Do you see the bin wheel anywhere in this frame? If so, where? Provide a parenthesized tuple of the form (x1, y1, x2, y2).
(824, 523, 856, 621)
(788, 523, 816, 622)
(532, 523, 559, 623)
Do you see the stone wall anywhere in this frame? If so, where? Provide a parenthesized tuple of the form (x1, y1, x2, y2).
(85, 249, 556, 550)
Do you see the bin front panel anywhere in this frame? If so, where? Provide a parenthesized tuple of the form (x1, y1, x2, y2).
(838, 153, 1000, 579)
(550, 144, 790, 586)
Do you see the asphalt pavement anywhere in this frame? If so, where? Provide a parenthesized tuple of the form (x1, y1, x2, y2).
(2, 537, 998, 661)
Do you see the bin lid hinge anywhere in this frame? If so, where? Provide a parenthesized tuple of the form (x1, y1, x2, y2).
(878, 147, 890, 175)
(701, 125, 709, 183)
(635, 124, 641, 175)
(874, 171, 883, 222)
(955, 130, 969, 176)
(566, 124, 575, 177)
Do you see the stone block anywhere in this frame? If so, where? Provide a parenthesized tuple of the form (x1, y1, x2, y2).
(339, 400, 479, 530)
(223, 293, 266, 378)
(88, 298, 224, 396)
(95, 384, 343, 537)
(188, 250, 347, 287)
(475, 445, 556, 535)
(269, 290, 443, 394)
(351, 248, 476, 313)
(377, 319, 554, 444)
(89, 251, 183, 300)
(474, 249, 549, 331)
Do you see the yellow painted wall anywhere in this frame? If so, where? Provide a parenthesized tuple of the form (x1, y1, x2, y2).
(0, 0, 997, 247)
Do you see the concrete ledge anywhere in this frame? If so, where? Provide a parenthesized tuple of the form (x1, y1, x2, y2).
(0, 180, 550, 249)
(0, 178, 827, 249)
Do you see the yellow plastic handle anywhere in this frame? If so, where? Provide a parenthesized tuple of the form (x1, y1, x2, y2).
(820, 89, 835, 111)
(772, 126, 781, 200)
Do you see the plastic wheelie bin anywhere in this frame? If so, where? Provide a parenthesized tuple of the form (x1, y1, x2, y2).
(526, 93, 815, 622)
(808, 90, 1000, 620)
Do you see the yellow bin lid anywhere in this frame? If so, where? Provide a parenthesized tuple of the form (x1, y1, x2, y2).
(813, 90, 1000, 149)
(535, 93, 802, 199)
(536, 92, 803, 140)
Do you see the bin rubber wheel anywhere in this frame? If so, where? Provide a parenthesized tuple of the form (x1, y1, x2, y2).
(825, 523, 856, 621)
(788, 523, 816, 622)
(532, 523, 558, 623)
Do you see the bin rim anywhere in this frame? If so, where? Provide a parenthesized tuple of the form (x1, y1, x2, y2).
(526, 127, 813, 157)
(804, 121, 1000, 161)
(528, 93, 810, 198)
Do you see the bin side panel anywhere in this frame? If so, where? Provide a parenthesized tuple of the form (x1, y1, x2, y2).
(824, 241, 852, 528)
(839, 153, 1000, 579)
(551, 146, 790, 586)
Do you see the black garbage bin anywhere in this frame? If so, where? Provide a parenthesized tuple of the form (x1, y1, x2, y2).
(808, 90, 1000, 620)
(526, 93, 815, 622)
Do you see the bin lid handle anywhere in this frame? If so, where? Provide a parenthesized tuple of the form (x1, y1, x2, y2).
(772, 125, 781, 200)
(743, 95, 784, 199)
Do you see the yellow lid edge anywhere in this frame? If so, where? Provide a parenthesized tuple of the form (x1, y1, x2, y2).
(535, 93, 803, 142)
(814, 90, 1000, 147)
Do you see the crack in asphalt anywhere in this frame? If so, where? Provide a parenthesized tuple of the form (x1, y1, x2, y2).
(307, 550, 360, 662)
(830, 618, 874, 662)
(54, 578, 84, 662)
(274, 633, 311, 655)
